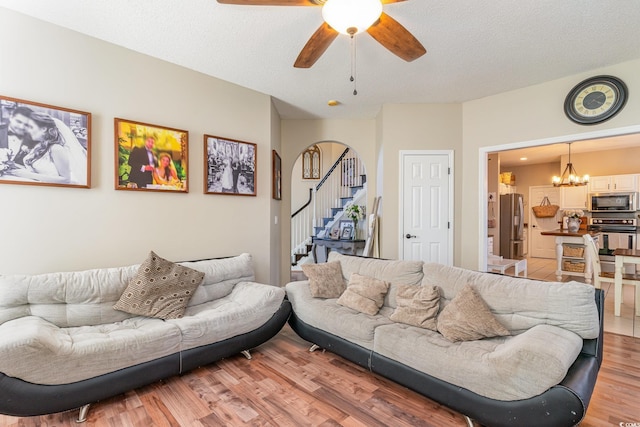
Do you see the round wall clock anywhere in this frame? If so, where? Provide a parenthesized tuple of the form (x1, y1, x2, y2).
(564, 75, 628, 125)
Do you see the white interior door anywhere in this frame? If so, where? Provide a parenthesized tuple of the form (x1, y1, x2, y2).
(529, 186, 560, 259)
(400, 151, 453, 265)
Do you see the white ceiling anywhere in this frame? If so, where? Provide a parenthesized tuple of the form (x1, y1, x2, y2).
(496, 133, 640, 168)
(2, 0, 640, 121)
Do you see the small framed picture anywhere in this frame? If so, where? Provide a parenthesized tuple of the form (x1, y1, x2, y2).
(272, 150, 281, 200)
(115, 118, 188, 192)
(341, 226, 353, 240)
(329, 229, 340, 240)
(339, 219, 354, 240)
(204, 135, 256, 196)
(0, 95, 91, 188)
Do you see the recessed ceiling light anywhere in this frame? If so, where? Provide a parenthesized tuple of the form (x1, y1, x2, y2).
(520, 157, 528, 161)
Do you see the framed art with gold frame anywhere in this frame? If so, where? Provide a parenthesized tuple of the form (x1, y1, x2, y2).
(115, 118, 188, 192)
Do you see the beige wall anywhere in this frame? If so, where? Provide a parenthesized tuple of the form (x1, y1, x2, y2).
(0, 9, 278, 282)
(377, 104, 463, 261)
(463, 59, 640, 269)
(269, 101, 282, 286)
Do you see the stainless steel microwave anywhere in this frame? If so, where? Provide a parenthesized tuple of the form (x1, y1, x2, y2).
(588, 192, 638, 212)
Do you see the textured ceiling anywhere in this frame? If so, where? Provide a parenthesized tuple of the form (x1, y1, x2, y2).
(1, 0, 640, 120)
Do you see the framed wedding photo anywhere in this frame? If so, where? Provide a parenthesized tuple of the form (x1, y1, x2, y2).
(272, 150, 282, 200)
(115, 118, 189, 192)
(204, 135, 256, 196)
(0, 95, 91, 188)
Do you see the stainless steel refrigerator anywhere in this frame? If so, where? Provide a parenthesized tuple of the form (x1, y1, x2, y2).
(499, 193, 524, 259)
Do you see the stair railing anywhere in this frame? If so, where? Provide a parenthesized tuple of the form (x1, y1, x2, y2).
(291, 148, 365, 263)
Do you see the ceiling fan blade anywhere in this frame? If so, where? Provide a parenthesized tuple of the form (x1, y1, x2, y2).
(367, 12, 426, 62)
(294, 22, 339, 68)
(217, 0, 319, 5)
(381, 0, 408, 3)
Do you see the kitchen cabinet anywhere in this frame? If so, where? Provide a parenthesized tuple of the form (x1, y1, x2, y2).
(588, 174, 638, 193)
(560, 185, 588, 209)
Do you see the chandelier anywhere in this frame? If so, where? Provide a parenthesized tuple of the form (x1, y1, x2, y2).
(552, 142, 589, 187)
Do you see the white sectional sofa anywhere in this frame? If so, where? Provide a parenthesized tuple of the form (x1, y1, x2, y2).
(0, 253, 291, 421)
(285, 252, 603, 427)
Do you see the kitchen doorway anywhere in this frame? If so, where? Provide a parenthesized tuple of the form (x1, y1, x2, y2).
(479, 124, 640, 272)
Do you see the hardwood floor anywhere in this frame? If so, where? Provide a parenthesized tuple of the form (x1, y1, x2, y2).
(0, 325, 638, 427)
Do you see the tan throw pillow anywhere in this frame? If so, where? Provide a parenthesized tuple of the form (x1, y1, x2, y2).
(390, 284, 441, 331)
(301, 261, 345, 298)
(336, 273, 390, 315)
(437, 284, 510, 342)
(113, 251, 205, 319)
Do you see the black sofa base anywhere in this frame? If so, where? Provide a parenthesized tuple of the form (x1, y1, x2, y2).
(287, 289, 604, 427)
(0, 299, 291, 418)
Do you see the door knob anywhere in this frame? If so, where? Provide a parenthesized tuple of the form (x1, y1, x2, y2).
(406, 234, 417, 239)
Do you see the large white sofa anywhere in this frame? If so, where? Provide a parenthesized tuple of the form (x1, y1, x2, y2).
(286, 252, 603, 427)
(0, 253, 291, 421)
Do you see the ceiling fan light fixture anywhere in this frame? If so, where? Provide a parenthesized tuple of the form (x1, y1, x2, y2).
(322, 0, 383, 35)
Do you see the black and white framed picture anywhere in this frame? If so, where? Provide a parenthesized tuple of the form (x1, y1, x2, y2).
(204, 134, 256, 196)
(0, 95, 91, 188)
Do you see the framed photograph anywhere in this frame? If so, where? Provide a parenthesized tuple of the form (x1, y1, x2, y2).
(115, 118, 188, 192)
(272, 150, 281, 200)
(0, 95, 91, 188)
(339, 219, 354, 240)
(204, 135, 256, 196)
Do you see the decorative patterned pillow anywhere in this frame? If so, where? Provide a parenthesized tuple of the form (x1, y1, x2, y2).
(337, 273, 390, 315)
(437, 284, 510, 342)
(390, 284, 441, 330)
(301, 261, 345, 298)
(113, 251, 205, 319)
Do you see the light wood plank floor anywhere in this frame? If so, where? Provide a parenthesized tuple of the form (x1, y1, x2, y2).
(0, 325, 638, 427)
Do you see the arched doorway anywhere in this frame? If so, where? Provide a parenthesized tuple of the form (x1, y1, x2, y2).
(290, 142, 367, 277)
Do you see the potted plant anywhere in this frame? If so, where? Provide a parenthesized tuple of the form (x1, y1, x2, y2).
(344, 204, 364, 239)
(564, 209, 584, 233)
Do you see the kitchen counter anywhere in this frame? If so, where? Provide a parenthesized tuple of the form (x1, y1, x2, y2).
(541, 229, 600, 237)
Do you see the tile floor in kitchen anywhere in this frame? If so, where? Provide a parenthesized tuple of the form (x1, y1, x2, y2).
(509, 256, 639, 338)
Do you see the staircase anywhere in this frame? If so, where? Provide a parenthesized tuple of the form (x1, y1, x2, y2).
(291, 148, 366, 266)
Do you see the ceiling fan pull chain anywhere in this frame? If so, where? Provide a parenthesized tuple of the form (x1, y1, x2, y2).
(350, 33, 357, 95)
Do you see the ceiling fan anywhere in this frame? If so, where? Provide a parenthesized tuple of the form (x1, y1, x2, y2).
(216, 0, 426, 68)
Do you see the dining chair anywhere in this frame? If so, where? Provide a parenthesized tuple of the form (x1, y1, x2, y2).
(583, 234, 640, 316)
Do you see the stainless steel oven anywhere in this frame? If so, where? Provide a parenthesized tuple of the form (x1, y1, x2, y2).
(588, 192, 638, 212)
(588, 214, 639, 274)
